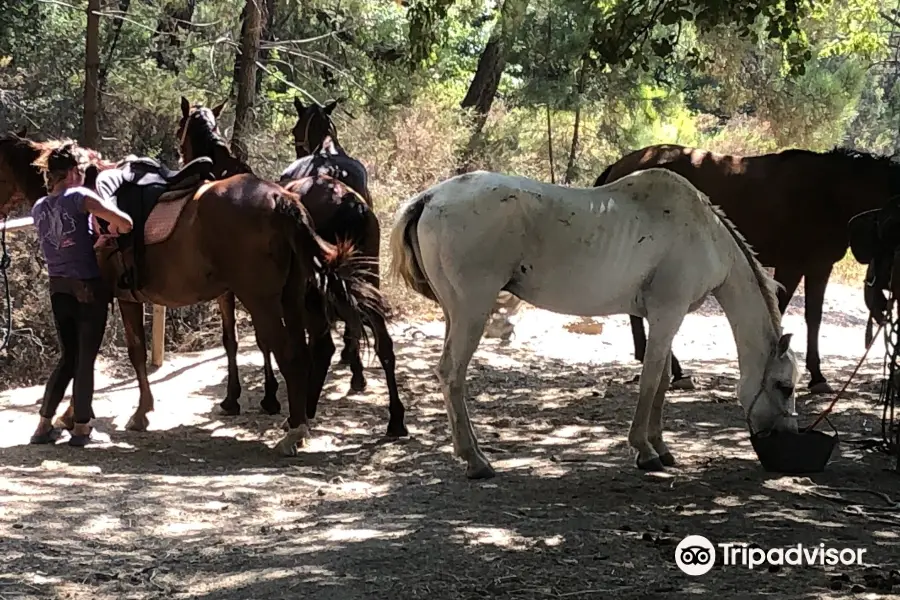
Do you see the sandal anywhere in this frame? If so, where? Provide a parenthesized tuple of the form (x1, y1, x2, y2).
(30, 427, 62, 445)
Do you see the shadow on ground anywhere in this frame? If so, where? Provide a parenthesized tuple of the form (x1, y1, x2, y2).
(0, 321, 898, 600)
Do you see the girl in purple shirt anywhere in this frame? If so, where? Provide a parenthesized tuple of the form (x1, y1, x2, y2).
(29, 141, 133, 447)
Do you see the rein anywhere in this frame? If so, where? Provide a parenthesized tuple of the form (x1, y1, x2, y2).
(808, 321, 884, 431)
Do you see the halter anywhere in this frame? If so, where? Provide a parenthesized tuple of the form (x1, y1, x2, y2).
(743, 338, 797, 436)
(295, 110, 337, 155)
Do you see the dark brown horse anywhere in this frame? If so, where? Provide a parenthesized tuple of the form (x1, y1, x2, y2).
(595, 143, 899, 394)
(0, 130, 391, 454)
(281, 97, 371, 205)
(280, 97, 377, 361)
(176, 97, 280, 416)
(177, 98, 407, 436)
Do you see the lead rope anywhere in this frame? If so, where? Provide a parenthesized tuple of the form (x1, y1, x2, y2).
(0, 216, 12, 352)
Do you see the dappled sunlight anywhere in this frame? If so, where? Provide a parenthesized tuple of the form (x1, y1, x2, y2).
(456, 525, 541, 550)
(0, 282, 896, 598)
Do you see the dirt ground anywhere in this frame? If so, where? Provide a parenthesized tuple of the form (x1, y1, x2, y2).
(1, 282, 899, 600)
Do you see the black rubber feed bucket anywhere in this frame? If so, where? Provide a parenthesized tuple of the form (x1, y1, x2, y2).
(750, 425, 839, 474)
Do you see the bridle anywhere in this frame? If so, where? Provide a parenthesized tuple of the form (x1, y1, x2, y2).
(743, 338, 796, 436)
(294, 110, 338, 156)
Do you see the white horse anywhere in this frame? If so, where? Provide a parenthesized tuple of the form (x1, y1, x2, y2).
(389, 168, 800, 479)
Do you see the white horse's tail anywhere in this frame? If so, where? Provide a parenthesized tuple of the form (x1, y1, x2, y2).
(389, 191, 439, 303)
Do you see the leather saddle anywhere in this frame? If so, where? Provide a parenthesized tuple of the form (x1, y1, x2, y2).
(123, 156, 214, 190)
(96, 156, 214, 292)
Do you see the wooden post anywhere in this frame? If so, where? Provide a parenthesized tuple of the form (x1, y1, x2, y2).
(151, 304, 166, 367)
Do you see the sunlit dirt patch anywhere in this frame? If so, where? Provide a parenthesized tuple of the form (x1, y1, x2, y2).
(0, 282, 896, 599)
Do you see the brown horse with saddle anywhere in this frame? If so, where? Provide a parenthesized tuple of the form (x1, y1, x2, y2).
(0, 129, 390, 455)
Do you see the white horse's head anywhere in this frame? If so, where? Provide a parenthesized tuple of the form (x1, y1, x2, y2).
(740, 332, 800, 435)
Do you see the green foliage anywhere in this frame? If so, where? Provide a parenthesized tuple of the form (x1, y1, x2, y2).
(2, 0, 900, 380)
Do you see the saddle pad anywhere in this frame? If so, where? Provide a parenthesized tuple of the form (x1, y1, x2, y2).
(145, 190, 194, 245)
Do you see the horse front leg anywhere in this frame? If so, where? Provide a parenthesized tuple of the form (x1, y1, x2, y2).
(342, 323, 367, 392)
(803, 263, 834, 394)
(260, 348, 280, 414)
(119, 300, 156, 431)
(216, 292, 242, 416)
(628, 309, 681, 471)
(648, 351, 675, 466)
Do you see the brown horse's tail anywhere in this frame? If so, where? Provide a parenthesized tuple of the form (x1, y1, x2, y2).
(388, 190, 438, 303)
(274, 194, 390, 345)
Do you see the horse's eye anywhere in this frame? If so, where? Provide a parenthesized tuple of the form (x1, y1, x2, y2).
(775, 382, 794, 397)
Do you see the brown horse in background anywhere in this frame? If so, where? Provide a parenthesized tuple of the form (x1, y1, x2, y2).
(595, 143, 898, 393)
(175, 97, 281, 416)
(177, 98, 407, 437)
(0, 130, 390, 454)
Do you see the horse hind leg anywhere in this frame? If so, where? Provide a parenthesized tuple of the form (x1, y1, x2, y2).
(368, 309, 407, 438)
(119, 300, 156, 432)
(628, 307, 685, 471)
(436, 294, 498, 479)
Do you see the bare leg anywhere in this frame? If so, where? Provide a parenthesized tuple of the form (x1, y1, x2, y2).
(628, 309, 682, 471)
(803, 263, 834, 394)
(119, 300, 155, 432)
(216, 292, 242, 416)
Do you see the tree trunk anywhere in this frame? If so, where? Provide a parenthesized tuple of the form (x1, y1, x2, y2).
(231, 0, 267, 163)
(83, 0, 101, 148)
(564, 52, 590, 185)
(456, 0, 529, 172)
(460, 0, 529, 130)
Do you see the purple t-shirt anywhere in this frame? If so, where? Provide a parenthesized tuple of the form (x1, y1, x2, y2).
(31, 186, 100, 280)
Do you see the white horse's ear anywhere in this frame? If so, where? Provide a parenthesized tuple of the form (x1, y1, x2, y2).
(776, 333, 792, 357)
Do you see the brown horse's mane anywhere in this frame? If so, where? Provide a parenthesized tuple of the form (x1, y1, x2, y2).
(776, 146, 900, 198)
(777, 146, 899, 166)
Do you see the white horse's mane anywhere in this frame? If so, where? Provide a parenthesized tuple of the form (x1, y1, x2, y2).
(699, 190, 783, 334)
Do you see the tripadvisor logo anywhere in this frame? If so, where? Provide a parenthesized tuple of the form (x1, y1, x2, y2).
(675, 535, 867, 575)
